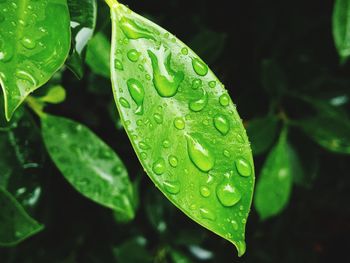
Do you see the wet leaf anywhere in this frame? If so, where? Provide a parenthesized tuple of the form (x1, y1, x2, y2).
(86, 32, 111, 78)
(108, 2, 254, 256)
(0, 187, 44, 246)
(41, 114, 136, 221)
(0, 0, 71, 120)
(333, 0, 350, 62)
(246, 115, 279, 155)
(66, 0, 97, 79)
(113, 236, 152, 263)
(254, 129, 294, 220)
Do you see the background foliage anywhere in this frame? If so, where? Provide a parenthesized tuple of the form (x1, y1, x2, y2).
(1, 0, 350, 262)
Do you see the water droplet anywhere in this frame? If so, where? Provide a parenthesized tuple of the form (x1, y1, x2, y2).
(168, 155, 178, 167)
(119, 97, 130, 108)
(209, 81, 216, 88)
(231, 220, 238, 231)
(119, 17, 156, 40)
(163, 181, 180, 194)
(216, 181, 241, 207)
(139, 141, 150, 150)
(148, 48, 184, 97)
(214, 114, 230, 135)
(162, 140, 170, 148)
(191, 79, 202, 90)
(186, 134, 215, 172)
(223, 149, 231, 158)
(127, 49, 140, 62)
(181, 47, 188, 55)
(219, 94, 230, 106)
(16, 70, 37, 91)
(235, 158, 252, 177)
(200, 186, 211, 197)
(21, 37, 36, 49)
(114, 59, 124, 70)
(200, 208, 216, 221)
(152, 158, 166, 175)
(192, 57, 208, 76)
(140, 152, 148, 160)
(189, 89, 208, 112)
(153, 113, 163, 124)
(174, 117, 185, 130)
(242, 218, 246, 224)
(127, 78, 145, 115)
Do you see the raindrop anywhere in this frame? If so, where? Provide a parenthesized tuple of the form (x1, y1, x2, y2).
(219, 94, 230, 107)
(186, 134, 215, 172)
(191, 79, 202, 90)
(153, 113, 163, 124)
(168, 155, 178, 167)
(200, 186, 211, 197)
(163, 181, 180, 194)
(174, 117, 185, 130)
(119, 17, 156, 40)
(235, 158, 252, 177)
(216, 181, 241, 207)
(162, 140, 170, 148)
(214, 114, 230, 135)
(189, 89, 208, 112)
(139, 141, 150, 150)
(192, 57, 208, 76)
(231, 220, 238, 231)
(223, 149, 231, 158)
(127, 78, 145, 115)
(21, 37, 36, 49)
(200, 208, 216, 221)
(127, 49, 140, 62)
(181, 47, 188, 55)
(209, 81, 216, 88)
(152, 158, 166, 175)
(119, 97, 130, 108)
(114, 59, 124, 70)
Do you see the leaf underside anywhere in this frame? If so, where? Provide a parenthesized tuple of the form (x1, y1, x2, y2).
(110, 3, 254, 256)
(0, 0, 71, 120)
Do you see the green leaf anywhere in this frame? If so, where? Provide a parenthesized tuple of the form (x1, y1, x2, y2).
(261, 59, 287, 97)
(297, 115, 350, 154)
(246, 116, 279, 155)
(41, 114, 136, 221)
(66, 0, 97, 79)
(0, 187, 44, 246)
(86, 32, 111, 78)
(0, 0, 71, 120)
(254, 129, 294, 220)
(109, 3, 254, 256)
(170, 250, 193, 263)
(113, 236, 152, 263)
(38, 85, 66, 104)
(333, 0, 350, 62)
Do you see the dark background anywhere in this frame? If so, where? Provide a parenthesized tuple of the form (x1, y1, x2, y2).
(1, 0, 350, 262)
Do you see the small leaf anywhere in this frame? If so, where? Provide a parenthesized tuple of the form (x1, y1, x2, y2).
(86, 32, 111, 78)
(170, 250, 193, 263)
(38, 85, 66, 104)
(246, 116, 279, 155)
(297, 115, 350, 154)
(66, 0, 97, 78)
(0, 187, 44, 246)
(109, 3, 254, 256)
(113, 236, 152, 263)
(0, 0, 71, 120)
(261, 59, 287, 97)
(333, 0, 350, 62)
(41, 115, 136, 221)
(254, 129, 294, 220)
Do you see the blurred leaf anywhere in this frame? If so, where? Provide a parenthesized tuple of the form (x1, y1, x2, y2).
(261, 59, 287, 97)
(0, 187, 44, 246)
(41, 115, 136, 221)
(189, 29, 227, 64)
(332, 0, 350, 62)
(109, 4, 254, 256)
(86, 32, 111, 78)
(254, 129, 294, 220)
(113, 236, 152, 263)
(246, 116, 279, 155)
(66, 0, 97, 79)
(38, 85, 66, 104)
(170, 249, 193, 263)
(297, 115, 350, 154)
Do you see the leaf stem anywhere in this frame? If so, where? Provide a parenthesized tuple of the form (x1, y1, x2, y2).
(26, 96, 46, 118)
(105, 0, 120, 8)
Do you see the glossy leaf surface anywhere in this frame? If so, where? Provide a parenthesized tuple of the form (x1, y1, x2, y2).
(109, 3, 254, 256)
(41, 114, 136, 221)
(0, 187, 43, 246)
(333, 0, 350, 62)
(0, 0, 71, 120)
(254, 129, 293, 220)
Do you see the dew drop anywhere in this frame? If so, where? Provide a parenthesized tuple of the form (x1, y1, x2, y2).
(119, 97, 130, 108)
(200, 208, 216, 221)
(163, 181, 180, 194)
(162, 140, 170, 148)
(127, 49, 140, 62)
(168, 155, 178, 167)
(114, 59, 124, 70)
(139, 141, 150, 150)
(219, 94, 230, 106)
(153, 113, 163, 124)
(186, 134, 215, 172)
(216, 181, 241, 207)
(214, 114, 230, 135)
(174, 117, 185, 130)
(181, 47, 188, 55)
(152, 158, 166, 175)
(235, 158, 252, 177)
(191, 79, 202, 90)
(223, 149, 231, 158)
(127, 78, 145, 115)
(192, 57, 208, 76)
(231, 220, 238, 231)
(20, 37, 36, 49)
(209, 81, 216, 88)
(200, 186, 211, 197)
(189, 89, 208, 112)
(148, 48, 184, 97)
(119, 17, 156, 40)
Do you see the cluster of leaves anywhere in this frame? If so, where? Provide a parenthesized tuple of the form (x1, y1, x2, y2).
(1, 0, 350, 262)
